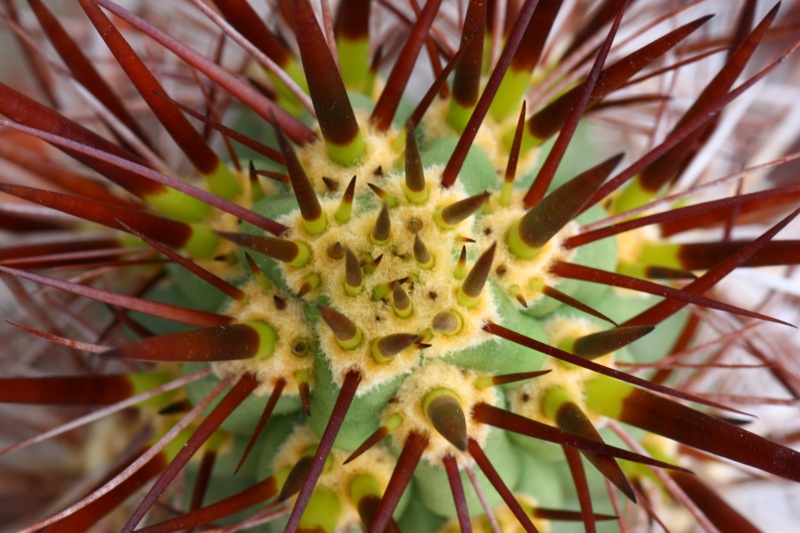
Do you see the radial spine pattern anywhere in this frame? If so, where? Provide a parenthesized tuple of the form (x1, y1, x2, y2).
(1, 1, 800, 532)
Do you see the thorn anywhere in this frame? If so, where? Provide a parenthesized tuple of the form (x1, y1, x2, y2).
(248, 161, 266, 202)
(413, 234, 434, 269)
(345, 414, 403, 465)
(431, 310, 463, 335)
(370, 0, 444, 131)
(570, 325, 655, 359)
(392, 283, 413, 318)
(475, 370, 552, 389)
(318, 305, 363, 349)
(541, 284, 618, 326)
(285, 371, 361, 531)
(370, 203, 391, 245)
(363, 253, 383, 275)
(468, 438, 539, 532)
(442, 455, 472, 532)
(290, 0, 365, 165)
(644, 266, 698, 280)
(516, 294, 528, 307)
(215, 231, 311, 267)
(458, 243, 496, 308)
(372, 277, 407, 301)
(512, 154, 623, 257)
(272, 111, 327, 235)
(345, 246, 364, 295)
(454, 246, 468, 280)
(335, 176, 357, 224)
(298, 380, 311, 416)
(500, 101, 527, 207)
(297, 273, 321, 297)
(327, 241, 345, 259)
(369, 432, 429, 533)
(371, 333, 420, 363)
(235, 379, 285, 475)
(322, 176, 339, 191)
(278, 455, 314, 501)
(368, 183, 399, 208)
(101, 322, 276, 362)
(404, 127, 428, 203)
(424, 390, 468, 451)
(544, 387, 636, 502)
(435, 192, 491, 229)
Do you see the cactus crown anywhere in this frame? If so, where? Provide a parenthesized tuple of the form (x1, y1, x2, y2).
(1, 1, 800, 532)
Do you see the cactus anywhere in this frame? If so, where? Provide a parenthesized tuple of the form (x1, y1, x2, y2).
(1, 1, 800, 532)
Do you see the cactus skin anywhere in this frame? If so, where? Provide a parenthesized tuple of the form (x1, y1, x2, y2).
(1, 1, 800, 532)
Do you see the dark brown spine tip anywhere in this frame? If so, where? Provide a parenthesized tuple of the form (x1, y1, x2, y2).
(298, 381, 311, 416)
(504, 100, 527, 185)
(451, 0, 486, 107)
(522, 153, 623, 243)
(541, 284, 618, 326)
(439, 192, 491, 227)
(371, 203, 391, 244)
(215, 231, 299, 264)
(278, 455, 314, 501)
(432, 311, 461, 334)
(345, 246, 363, 291)
(318, 305, 359, 342)
(425, 393, 468, 451)
(555, 400, 636, 502)
(104, 323, 269, 363)
(454, 245, 468, 280)
(508, 0, 563, 74)
(335, 0, 371, 39)
(462, 243, 496, 298)
(392, 283, 411, 312)
(572, 325, 655, 359)
(374, 333, 420, 360)
(212, 0, 291, 65)
(489, 370, 552, 387)
(322, 177, 339, 191)
(291, 0, 361, 147)
(367, 183, 398, 206)
(272, 114, 323, 223)
(413, 234, 432, 266)
(370, 0, 444, 131)
(405, 128, 426, 193)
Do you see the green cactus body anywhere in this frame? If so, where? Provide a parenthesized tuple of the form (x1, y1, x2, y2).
(1, 1, 800, 532)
